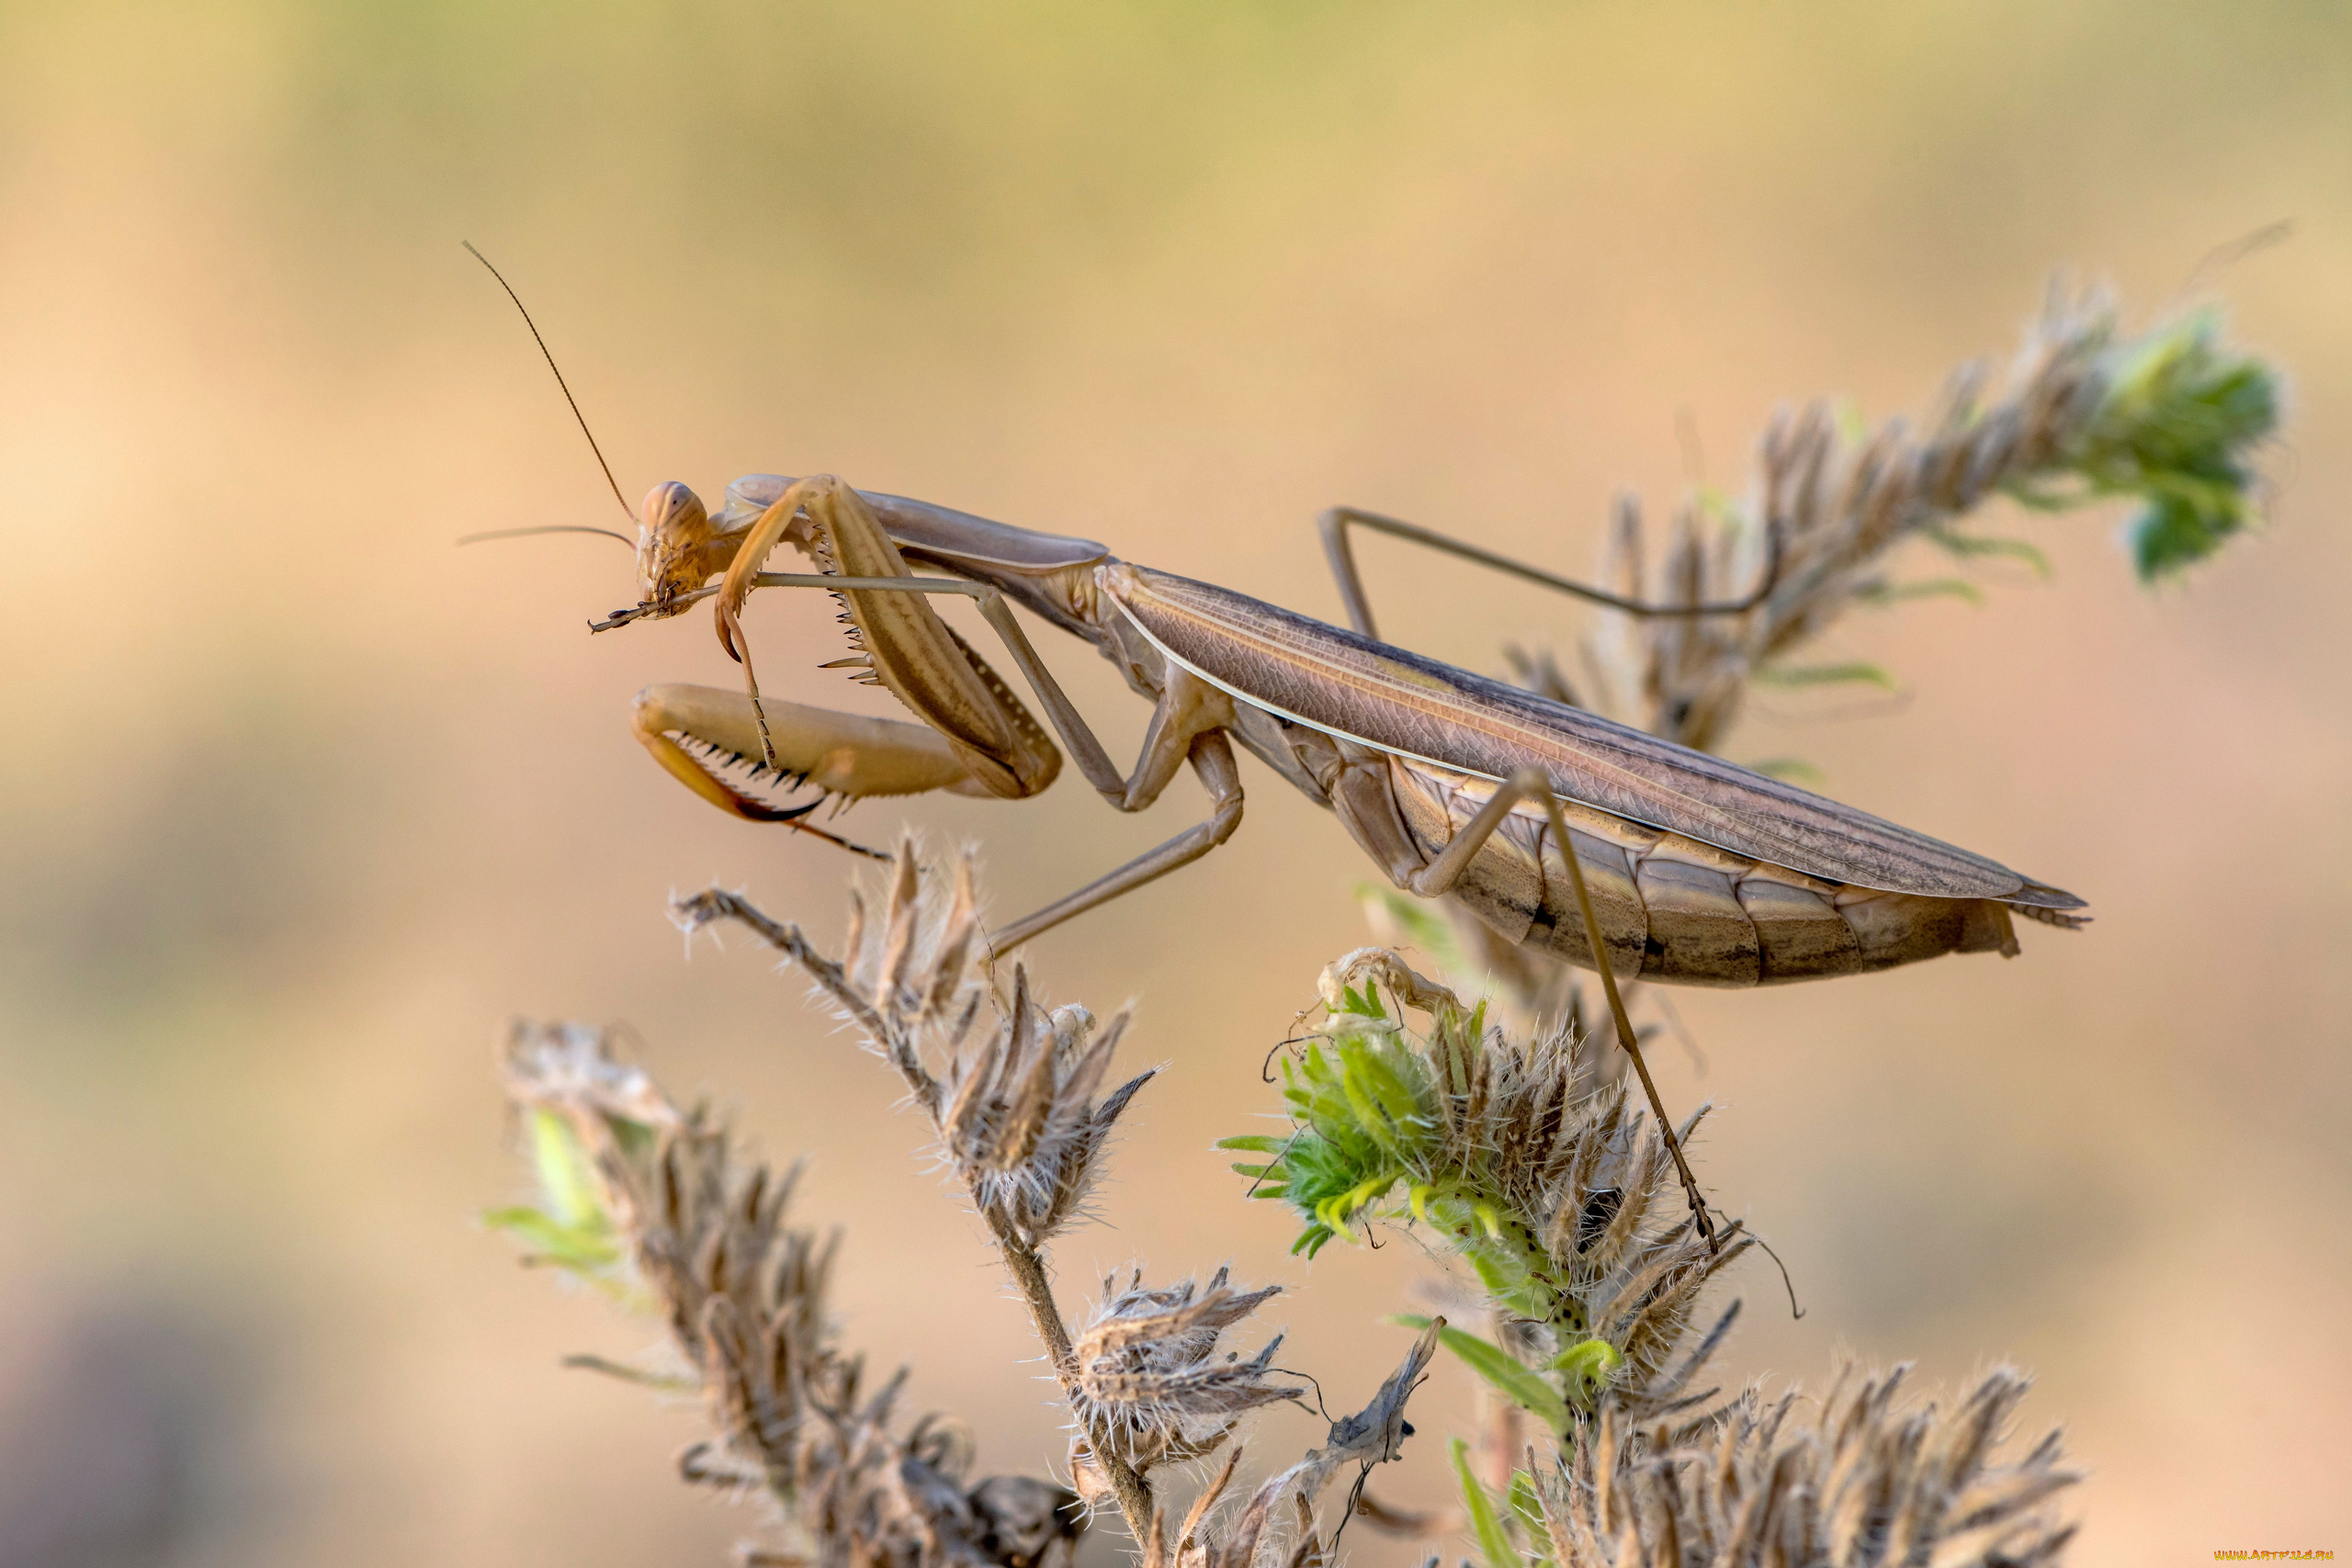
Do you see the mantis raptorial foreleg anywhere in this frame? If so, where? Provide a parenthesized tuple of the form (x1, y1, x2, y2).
(1316, 505, 1782, 641)
(711, 478, 1251, 947)
(712, 571, 1253, 946)
(717, 476, 1064, 798)
(632, 682, 995, 857)
(1390, 762, 1719, 1250)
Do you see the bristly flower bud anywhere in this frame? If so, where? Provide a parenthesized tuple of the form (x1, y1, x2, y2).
(676, 842, 1155, 1247)
(1227, 949, 1752, 1427)
(494, 1022, 1086, 1568)
(1071, 1267, 1299, 1474)
(940, 969, 1152, 1246)
(1526, 1364, 2077, 1567)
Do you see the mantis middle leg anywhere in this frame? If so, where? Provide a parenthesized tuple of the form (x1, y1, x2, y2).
(991, 728, 1245, 949)
(718, 568, 1251, 948)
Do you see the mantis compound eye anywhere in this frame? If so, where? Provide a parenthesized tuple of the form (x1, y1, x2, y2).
(641, 479, 703, 527)
(637, 481, 714, 608)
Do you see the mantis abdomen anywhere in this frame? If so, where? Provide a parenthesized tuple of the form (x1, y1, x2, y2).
(1387, 756, 2028, 987)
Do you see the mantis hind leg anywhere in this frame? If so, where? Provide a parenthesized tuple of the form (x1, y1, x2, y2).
(1316, 505, 1781, 644)
(1401, 764, 1721, 1251)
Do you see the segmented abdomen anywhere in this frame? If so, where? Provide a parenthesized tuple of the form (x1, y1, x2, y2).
(1389, 759, 2022, 987)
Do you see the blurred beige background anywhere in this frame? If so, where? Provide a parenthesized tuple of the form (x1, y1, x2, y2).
(1, 2, 2346, 1562)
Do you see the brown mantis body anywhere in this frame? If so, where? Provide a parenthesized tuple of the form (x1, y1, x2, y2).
(603, 471, 2086, 986)
(458, 241, 2086, 1252)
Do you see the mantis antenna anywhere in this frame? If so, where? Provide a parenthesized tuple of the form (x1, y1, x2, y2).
(462, 240, 635, 525)
(457, 525, 637, 547)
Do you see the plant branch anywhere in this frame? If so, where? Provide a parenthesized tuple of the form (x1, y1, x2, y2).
(679, 867, 1159, 1545)
(980, 1206, 1159, 1543)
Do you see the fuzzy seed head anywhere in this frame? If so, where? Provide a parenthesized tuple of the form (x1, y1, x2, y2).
(1532, 1364, 2077, 1567)
(1238, 950, 1753, 1419)
(496, 1022, 1082, 1568)
(1072, 1268, 1298, 1473)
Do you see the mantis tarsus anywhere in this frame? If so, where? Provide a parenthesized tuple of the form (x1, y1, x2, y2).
(467, 245, 2090, 1250)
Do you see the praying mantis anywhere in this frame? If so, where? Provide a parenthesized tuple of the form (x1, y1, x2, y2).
(583, 468, 2090, 989)
(457, 241, 2084, 987)
(462, 245, 2095, 1247)
(584, 468, 2091, 1255)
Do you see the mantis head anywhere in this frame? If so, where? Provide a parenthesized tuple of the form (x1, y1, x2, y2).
(634, 480, 718, 615)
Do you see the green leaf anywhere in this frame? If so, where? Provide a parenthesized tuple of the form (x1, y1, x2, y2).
(1924, 526, 2052, 580)
(526, 1110, 607, 1230)
(1451, 1438, 1527, 1568)
(1751, 660, 1898, 692)
(1460, 1241, 1558, 1325)
(1997, 479, 2080, 514)
(1216, 1135, 1292, 1154)
(1354, 883, 1472, 976)
(1393, 1315, 1569, 1435)
(1852, 576, 1986, 608)
(2129, 487, 2246, 580)
(483, 1204, 621, 1273)
(1342, 1041, 1422, 1132)
(1506, 1471, 1546, 1543)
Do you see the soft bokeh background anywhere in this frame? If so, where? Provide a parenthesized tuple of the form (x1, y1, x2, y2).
(2, 3, 2346, 1562)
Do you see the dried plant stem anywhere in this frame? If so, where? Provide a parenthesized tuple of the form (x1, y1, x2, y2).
(679, 872, 1160, 1545)
(980, 1205, 1159, 1542)
(685, 890, 933, 1109)
(1583, 293, 2276, 751)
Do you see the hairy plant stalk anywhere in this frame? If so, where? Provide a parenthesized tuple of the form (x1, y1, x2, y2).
(673, 848, 1438, 1566)
(1224, 952, 2079, 1564)
(687, 877, 1115, 1402)
(676, 868, 1164, 1547)
(981, 1205, 1159, 1538)
(492, 1022, 1088, 1568)
(1228, 948, 1750, 1430)
(1578, 289, 2275, 751)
